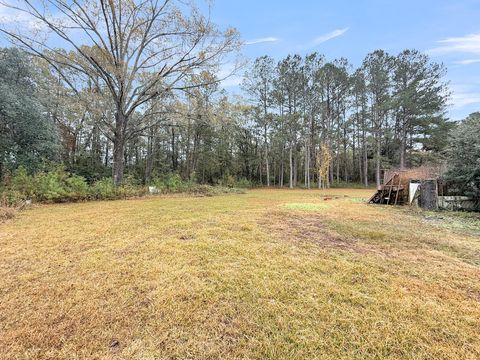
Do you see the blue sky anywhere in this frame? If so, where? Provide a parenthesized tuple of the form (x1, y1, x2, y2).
(211, 0, 480, 120)
(1, 0, 479, 120)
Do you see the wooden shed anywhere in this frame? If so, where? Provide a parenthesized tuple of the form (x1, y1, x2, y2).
(369, 167, 443, 207)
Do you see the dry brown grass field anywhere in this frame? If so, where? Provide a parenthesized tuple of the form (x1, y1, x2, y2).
(1, 188, 479, 359)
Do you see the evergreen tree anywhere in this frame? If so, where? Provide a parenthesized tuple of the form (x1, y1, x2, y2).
(0, 48, 58, 179)
(445, 113, 480, 197)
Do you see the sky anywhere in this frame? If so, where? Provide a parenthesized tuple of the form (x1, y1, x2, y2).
(1, 0, 480, 120)
(209, 0, 480, 120)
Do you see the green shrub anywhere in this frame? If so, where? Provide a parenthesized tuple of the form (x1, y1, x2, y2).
(152, 174, 194, 194)
(65, 175, 89, 200)
(236, 178, 253, 189)
(1, 167, 245, 207)
(34, 170, 68, 202)
(11, 166, 35, 198)
(0, 190, 25, 207)
(1, 167, 33, 206)
(117, 175, 147, 198)
(186, 184, 245, 196)
(151, 178, 167, 194)
(90, 178, 117, 200)
(226, 175, 236, 188)
(188, 184, 217, 196)
(165, 174, 185, 192)
(5, 166, 90, 203)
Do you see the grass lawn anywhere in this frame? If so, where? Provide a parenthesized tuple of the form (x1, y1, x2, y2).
(1, 188, 479, 359)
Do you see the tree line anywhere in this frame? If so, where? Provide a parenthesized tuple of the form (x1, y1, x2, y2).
(0, 0, 473, 194)
(243, 50, 451, 189)
(0, 46, 453, 188)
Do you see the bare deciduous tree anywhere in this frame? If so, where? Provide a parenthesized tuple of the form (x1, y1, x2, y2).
(0, 0, 241, 184)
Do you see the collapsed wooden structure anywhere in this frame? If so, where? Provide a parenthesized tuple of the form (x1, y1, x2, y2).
(369, 167, 480, 211)
(368, 172, 407, 206)
(368, 167, 468, 210)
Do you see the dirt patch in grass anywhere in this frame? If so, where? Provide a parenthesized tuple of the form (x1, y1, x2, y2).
(0, 207, 16, 223)
(259, 210, 362, 252)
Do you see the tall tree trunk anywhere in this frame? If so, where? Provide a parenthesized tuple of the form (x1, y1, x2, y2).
(145, 127, 154, 184)
(336, 149, 340, 183)
(375, 132, 381, 188)
(289, 146, 293, 188)
(171, 126, 177, 171)
(113, 138, 125, 185)
(293, 149, 298, 187)
(400, 123, 407, 169)
(104, 140, 109, 168)
(112, 111, 126, 185)
(280, 147, 284, 187)
(329, 159, 333, 186)
(362, 123, 368, 187)
(307, 147, 311, 189)
(185, 119, 192, 179)
(343, 120, 348, 182)
(272, 160, 276, 186)
(352, 121, 357, 183)
(364, 148, 368, 187)
(71, 132, 78, 169)
(265, 125, 270, 186)
(259, 148, 263, 186)
(304, 142, 309, 189)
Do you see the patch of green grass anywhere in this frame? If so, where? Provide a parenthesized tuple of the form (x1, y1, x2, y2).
(281, 202, 331, 211)
(419, 211, 480, 236)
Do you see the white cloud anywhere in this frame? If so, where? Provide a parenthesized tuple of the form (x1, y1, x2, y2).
(218, 62, 243, 88)
(220, 75, 243, 88)
(245, 37, 280, 45)
(428, 33, 480, 55)
(0, 1, 18, 21)
(451, 92, 480, 108)
(312, 27, 349, 46)
(450, 85, 480, 108)
(454, 59, 480, 65)
(0, 2, 49, 32)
